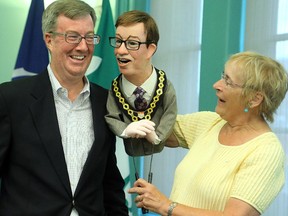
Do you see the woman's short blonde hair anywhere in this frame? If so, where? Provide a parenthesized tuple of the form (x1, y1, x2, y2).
(226, 51, 288, 122)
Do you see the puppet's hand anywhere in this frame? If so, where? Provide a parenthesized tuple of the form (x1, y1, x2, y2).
(146, 130, 161, 145)
(124, 120, 155, 138)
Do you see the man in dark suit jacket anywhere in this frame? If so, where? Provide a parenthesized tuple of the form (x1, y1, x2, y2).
(0, 0, 128, 215)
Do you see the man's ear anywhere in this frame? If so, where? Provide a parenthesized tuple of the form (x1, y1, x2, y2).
(147, 43, 157, 58)
(249, 92, 264, 108)
(44, 33, 52, 50)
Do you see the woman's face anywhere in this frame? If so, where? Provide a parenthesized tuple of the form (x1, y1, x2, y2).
(213, 62, 246, 121)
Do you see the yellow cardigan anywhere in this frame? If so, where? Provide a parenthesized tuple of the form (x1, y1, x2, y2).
(170, 112, 285, 214)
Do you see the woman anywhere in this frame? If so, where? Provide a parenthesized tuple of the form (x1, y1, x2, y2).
(128, 51, 287, 216)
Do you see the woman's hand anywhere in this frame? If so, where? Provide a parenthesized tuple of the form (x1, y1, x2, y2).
(128, 179, 261, 216)
(128, 178, 171, 215)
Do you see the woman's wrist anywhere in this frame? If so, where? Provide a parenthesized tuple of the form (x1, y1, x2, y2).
(167, 201, 178, 216)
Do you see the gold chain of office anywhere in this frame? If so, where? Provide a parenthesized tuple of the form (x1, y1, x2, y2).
(112, 70, 166, 122)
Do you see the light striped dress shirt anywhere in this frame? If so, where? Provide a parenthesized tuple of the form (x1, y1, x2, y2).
(48, 66, 94, 216)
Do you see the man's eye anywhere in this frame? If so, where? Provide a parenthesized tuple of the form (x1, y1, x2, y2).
(85, 36, 94, 40)
(127, 41, 138, 46)
(113, 38, 122, 44)
(67, 35, 79, 40)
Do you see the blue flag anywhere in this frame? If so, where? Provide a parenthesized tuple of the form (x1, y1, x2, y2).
(87, 0, 119, 89)
(13, 0, 49, 80)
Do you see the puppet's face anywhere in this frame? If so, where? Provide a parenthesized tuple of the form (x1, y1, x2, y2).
(113, 23, 156, 80)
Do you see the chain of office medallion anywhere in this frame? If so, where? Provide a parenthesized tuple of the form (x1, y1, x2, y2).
(112, 70, 165, 122)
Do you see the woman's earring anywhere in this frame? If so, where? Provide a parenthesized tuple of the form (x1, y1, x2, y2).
(244, 102, 251, 113)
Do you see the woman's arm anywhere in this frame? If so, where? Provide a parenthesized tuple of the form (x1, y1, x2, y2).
(165, 132, 180, 147)
(128, 178, 260, 216)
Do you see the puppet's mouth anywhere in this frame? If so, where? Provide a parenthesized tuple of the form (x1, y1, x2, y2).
(117, 58, 131, 64)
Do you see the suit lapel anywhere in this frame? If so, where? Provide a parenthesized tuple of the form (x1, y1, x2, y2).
(74, 84, 108, 195)
(29, 71, 71, 196)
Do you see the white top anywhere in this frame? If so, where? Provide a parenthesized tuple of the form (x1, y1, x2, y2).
(121, 67, 157, 106)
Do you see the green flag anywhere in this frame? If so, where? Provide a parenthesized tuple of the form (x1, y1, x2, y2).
(87, 1, 135, 214)
(87, 0, 119, 89)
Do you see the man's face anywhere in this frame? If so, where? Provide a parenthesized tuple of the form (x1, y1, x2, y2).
(114, 22, 156, 77)
(45, 14, 95, 82)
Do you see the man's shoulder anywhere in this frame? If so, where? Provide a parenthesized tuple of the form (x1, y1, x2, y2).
(89, 81, 108, 93)
(0, 75, 38, 90)
(0, 72, 49, 98)
(89, 81, 109, 101)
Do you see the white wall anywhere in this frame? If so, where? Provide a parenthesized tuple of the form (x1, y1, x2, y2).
(0, 2, 29, 83)
(146, 0, 203, 197)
